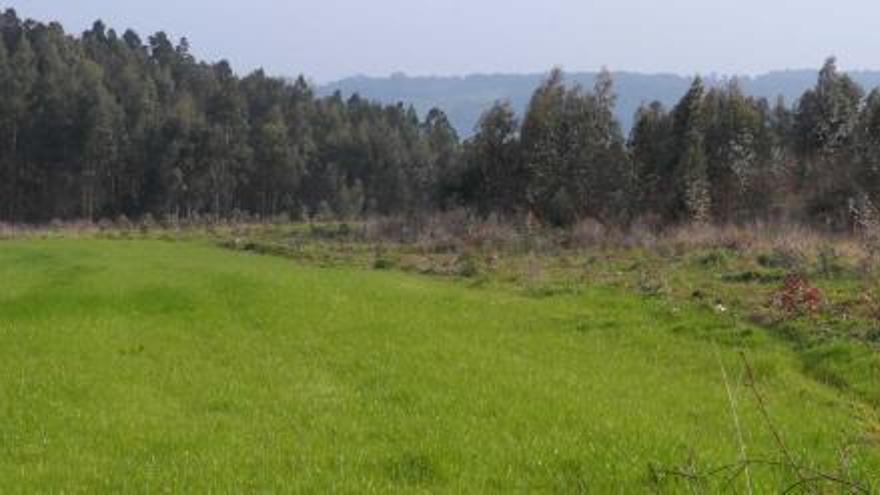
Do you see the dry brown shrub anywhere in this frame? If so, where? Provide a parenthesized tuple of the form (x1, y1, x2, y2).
(0, 222, 14, 238)
(414, 209, 471, 252)
(363, 215, 414, 243)
(115, 215, 133, 230)
(764, 224, 822, 257)
(464, 215, 523, 251)
(852, 194, 880, 262)
(621, 217, 660, 250)
(663, 223, 757, 252)
(567, 218, 608, 248)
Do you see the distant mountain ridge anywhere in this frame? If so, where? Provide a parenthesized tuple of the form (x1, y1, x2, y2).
(319, 70, 880, 137)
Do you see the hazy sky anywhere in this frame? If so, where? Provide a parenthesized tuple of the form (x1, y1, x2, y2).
(8, 0, 880, 82)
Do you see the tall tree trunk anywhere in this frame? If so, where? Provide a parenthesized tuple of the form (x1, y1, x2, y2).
(8, 126, 18, 222)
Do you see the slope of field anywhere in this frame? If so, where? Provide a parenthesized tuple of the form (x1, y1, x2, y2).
(0, 239, 877, 491)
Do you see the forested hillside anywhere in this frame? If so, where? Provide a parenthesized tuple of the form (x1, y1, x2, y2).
(320, 70, 880, 136)
(0, 11, 460, 223)
(2, 9, 880, 230)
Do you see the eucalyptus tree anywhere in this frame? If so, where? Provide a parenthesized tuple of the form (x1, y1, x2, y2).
(795, 58, 865, 226)
(671, 77, 710, 223)
(468, 100, 522, 216)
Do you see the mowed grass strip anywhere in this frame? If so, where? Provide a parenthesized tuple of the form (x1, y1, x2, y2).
(0, 239, 877, 492)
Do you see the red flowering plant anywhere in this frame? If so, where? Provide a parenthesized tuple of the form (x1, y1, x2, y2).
(771, 274, 824, 318)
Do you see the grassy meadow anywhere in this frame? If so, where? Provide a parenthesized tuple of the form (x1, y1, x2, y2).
(1, 236, 879, 492)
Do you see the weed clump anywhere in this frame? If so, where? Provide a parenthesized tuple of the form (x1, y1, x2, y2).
(771, 274, 824, 318)
(697, 249, 733, 268)
(139, 213, 157, 234)
(636, 269, 668, 297)
(455, 253, 480, 277)
(722, 270, 785, 284)
(815, 244, 846, 278)
(757, 246, 806, 270)
(373, 257, 395, 270)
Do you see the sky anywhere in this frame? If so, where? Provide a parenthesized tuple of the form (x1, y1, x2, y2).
(7, 0, 880, 83)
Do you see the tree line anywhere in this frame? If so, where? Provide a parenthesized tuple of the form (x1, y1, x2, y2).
(466, 63, 880, 229)
(1, 10, 879, 229)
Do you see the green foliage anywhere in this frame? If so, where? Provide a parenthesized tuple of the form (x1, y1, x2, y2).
(3, 10, 880, 234)
(373, 255, 396, 270)
(465, 100, 522, 215)
(816, 244, 846, 278)
(455, 252, 480, 277)
(757, 247, 807, 270)
(0, 11, 460, 223)
(674, 78, 712, 223)
(794, 58, 866, 226)
(520, 68, 629, 225)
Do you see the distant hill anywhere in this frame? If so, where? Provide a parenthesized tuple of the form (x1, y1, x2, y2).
(319, 70, 880, 137)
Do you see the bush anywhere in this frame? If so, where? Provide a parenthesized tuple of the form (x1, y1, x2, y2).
(49, 218, 65, 231)
(466, 215, 522, 251)
(140, 213, 157, 234)
(315, 201, 336, 222)
(771, 274, 823, 318)
(567, 218, 608, 248)
(97, 218, 114, 231)
(115, 214, 133, 230)
(816, 244, 845, 278)
(758, 246, 806, 270)
(697, 249, 733, 268)
(636, 269, 668, 297)
(721, 270, 785, 284)
(456, 253, 480, 278)
(373, 257, 395, 270)
(365, 216, 417, 244)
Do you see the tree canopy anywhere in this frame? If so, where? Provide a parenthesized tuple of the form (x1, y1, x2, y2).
(1, 12, 879, 231)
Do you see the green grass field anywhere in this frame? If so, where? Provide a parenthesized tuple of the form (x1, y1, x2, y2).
(1, 239, 878, 492)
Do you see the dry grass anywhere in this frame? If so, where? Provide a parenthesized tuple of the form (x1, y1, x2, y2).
(3, 214, 878, 271)
(546, 220, 871, 269)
